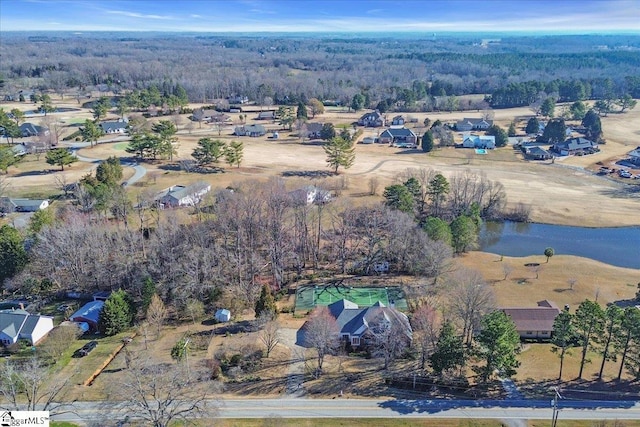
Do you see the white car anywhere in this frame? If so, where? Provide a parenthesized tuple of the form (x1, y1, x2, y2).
(619, 170, 632, 178)
(394, 142, 416, 149)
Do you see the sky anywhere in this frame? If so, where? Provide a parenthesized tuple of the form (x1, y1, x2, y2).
(1, 0, 639, 33)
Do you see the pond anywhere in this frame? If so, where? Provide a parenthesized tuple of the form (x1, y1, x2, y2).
(479, 221, 640, 269)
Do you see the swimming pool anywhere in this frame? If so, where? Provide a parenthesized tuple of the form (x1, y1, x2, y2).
(475, 149, 488, 154)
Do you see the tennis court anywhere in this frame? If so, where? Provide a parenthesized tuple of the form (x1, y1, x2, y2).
(295, 283, 407, 312)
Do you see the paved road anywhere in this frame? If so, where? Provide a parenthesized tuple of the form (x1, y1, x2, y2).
(67, 141, 147, 186)
(49, 398, 640, 424)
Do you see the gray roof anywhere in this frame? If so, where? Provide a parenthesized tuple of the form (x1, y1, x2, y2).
(235, 124, 265, 134)
(0, 312, 26, 339)
(0, 310, 50, 342)
(555, 137, 595, 151)
(99, 120, 127, 133)
(20, 123, 45, 136)
(360, 111, 383, 121)
(257, 111, 275, 119)
(160, 181, 210, 202)
(526, 146, 551, 156)
(327, 299, 411, 339)
(380, 127, 416, 138)
(9, 198, 48, 208)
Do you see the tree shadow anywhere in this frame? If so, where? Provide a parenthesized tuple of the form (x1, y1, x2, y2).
(12, 170, 54, 177)
(282, 170, 335, 178)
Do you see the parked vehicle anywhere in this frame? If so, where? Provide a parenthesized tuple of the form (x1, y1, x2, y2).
(619, 170, 632, 178)
(75, 340, 98, 357)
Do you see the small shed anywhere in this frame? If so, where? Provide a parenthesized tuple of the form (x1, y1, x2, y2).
(215, 308, 231, 323)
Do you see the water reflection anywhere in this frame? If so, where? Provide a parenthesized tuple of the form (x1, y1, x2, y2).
(479, 221, 640, 269)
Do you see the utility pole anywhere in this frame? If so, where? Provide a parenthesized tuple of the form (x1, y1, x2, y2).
(551, 386, 563, 427)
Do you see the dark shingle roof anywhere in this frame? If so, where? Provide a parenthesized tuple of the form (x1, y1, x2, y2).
(380, 128, 416, 138)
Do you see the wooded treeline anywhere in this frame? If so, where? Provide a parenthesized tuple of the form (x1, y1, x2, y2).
(1, 33, 638, 110)
(4, 177, 454, 317)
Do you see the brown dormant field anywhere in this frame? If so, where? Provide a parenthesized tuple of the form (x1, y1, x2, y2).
(5, 98, 638, 226)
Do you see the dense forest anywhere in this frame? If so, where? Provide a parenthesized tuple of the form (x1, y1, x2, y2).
(1, 32, 639, 110)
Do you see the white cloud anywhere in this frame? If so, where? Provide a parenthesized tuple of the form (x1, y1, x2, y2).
(106, 10, 174, 20)
(249, 8, 276, 15)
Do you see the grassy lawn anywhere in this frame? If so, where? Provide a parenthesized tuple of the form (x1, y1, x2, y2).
(65, 331, 132, 386)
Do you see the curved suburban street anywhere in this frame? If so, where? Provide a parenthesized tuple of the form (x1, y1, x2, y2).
(63, 138, 147, 186)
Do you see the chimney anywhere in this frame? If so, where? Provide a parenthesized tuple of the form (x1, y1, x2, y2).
(19, 303, 25, 310)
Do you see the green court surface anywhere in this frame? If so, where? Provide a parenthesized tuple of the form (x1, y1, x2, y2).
(295, 283, 407, 312)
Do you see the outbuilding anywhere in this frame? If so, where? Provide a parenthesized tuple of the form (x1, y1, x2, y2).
(215, 308, 231, 322)
(69, 300, 104, 331)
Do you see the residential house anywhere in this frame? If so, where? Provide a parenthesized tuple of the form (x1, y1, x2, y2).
(69, 300, 104, 331)
(191, 108, 231, 123)
(99, 119, 128, 134)
(4, 90, 35, 102)
(305, 122, 324, 139)
(228, 95, 249, 104)
(300, 299, 412, 348)
(501, 300, 561, 340)
(391, 115, 405, 126)
(552, 137, 597, 156)
(627, 146, 640, 164)
(157, 182, 211, 208)
(462, 134, 496, 149)
(524, 146, 552, 160)
(358, 111, 385, 127)
(456, 118, 493, 131)
(0, 309, 54, 346)
(256, 111, 276, 121)
(0, 197, 49, 213)
(288, 185, 332, 206)
(378, 128, 417, 145)
(234, 124, 266, 137)
(20, 123, 48, 138)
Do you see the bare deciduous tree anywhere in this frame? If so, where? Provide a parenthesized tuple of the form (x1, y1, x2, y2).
(369, 314, 411, 369)
(304, 306, 340, 377)
(257, 313, 281, 358)
(411, 300, 442, 369)
(502, 263, 514, 281)
(448, 268, 496, 345)
(146, 294, 167, 339)
(368, 176, 379, 196)
(107, 355, 215, 427)
(0, 357, 72, 414)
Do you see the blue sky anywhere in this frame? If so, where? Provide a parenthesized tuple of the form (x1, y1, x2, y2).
(1, 0, 639, 33)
